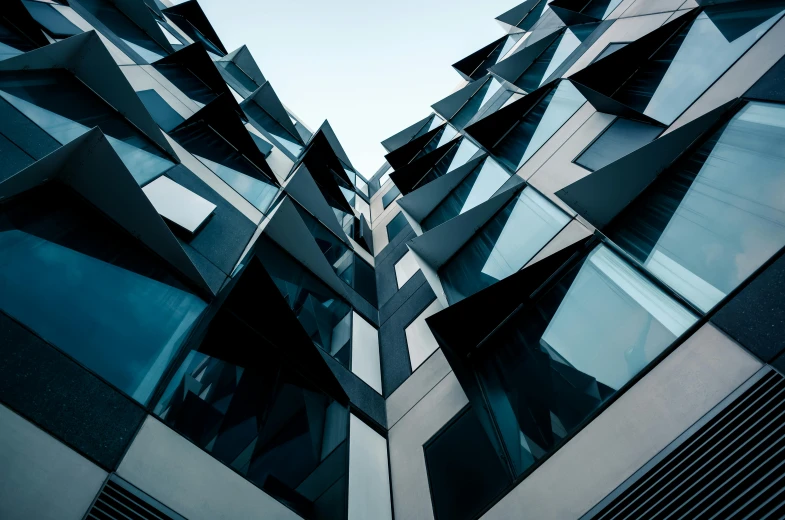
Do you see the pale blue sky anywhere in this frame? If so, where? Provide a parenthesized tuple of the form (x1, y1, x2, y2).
(196, 0, 517, 178)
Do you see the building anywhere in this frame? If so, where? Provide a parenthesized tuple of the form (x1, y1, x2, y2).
(1, 0, 785, 519)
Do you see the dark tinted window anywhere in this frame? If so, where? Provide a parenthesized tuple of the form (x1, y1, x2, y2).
(575, 118, 661, 171)
(382, 184, 400, 209)
(386, 212, 409, 242)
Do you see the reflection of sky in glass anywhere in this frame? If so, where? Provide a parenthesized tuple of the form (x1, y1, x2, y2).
(540, 29, 581, 87)
(0, 229, 205, 403)
(195, 155, 278, 213)
(542, 246, 696, 390)
(0, 90, 172, 185)
(446, 138, 480, 174)
(644, 8, 785, 124)
(640, 102, 785, 311)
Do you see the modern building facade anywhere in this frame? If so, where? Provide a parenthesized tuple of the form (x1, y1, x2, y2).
(1, 0, 785, 519)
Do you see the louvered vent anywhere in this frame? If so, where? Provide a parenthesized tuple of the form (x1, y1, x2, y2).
(586, 369, 785, 520)
(84, 475, 185, 520)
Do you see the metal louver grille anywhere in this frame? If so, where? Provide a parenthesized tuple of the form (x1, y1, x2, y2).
(587, 369, 785, 520)
(85, 476, 185, 520)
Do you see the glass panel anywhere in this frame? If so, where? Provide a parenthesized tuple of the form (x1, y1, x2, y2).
(156, 21, 181, 45)
(386, 212, 409, 242)
(478, 245, 696, 476)
(243, 102, 304, 158)
(441, 187, 570, 303)
(394, 250, 421, 289)
(0, 72, 174, 185)
(137, 89, 185, 132)
(217, 61, 259, 94)
(582, 0, 624, 19)
(353, 176, 369, 196)
(607, 101, 785, 312)
(195, 155, 278, 213)
(0, 189, 206, 404)
(615, 4, 785, 124)
(593, 42, 627, 62)
(348, 415, 392, 520)
(405, 298, 445, 371)
(78, 0, 166, 62)
(434, 124, 459, 149)
(423, 157, 510, 231)
(257, 237, 354, 369)
(446, 138, 481, 174)
(351, 314, 382, 394)
(142, 175, 216, 233)
(575, 118, 661, 171)
(425, 407, 512, 520)
(382, 185, 400, 209)
(517, 26, 595, 92)
(23, 0, 82, 38)
(156, 350, 348, 520)
(154, 62, 218, 105)
(495, 81, 585, 171)
(452, 77, 503, 130)
(0, 19, 36, 59)
(379, 171, 391, 186)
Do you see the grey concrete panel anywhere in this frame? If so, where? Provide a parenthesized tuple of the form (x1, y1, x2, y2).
(481, 324, 762, 520)
(119, 417, 301, 520)
(0, 404, 107, 520)
(619, 0, 687, 17)
(386, 348, 453, 428)
(388, 372, 469, 520)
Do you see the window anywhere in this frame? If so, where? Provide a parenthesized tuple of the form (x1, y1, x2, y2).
(216, 61, 259, 94)
(423, 157, 510, 231)
(80, 0, 166, 62)
(575, 118, 661, 171)
(425, 407, 511, 520)
(386, 212, 409, 242)
(0, 185, 206, 405)
(137, 89, 185, 132)
(154, 62, 218, 105)
(157, 21, 182, 45)
(394, 250, 421, 289)
(581, 0, 623, 19)
(405, 298, 445, 371)
(243, 101, 304, 158)
(440, 187, 570, 304)
(379, 170, 391, 186)
(0, 70, 174, 185)
(607, 101, 785, 312)
(451, 77, 503, 129)
(142, 175, 216, 234)
(477, 244, 696, 477)
(614, 3, 785, 124)
(494, 81, 585, 172)
(515, 25, 596, 92)
(591, 42, 627, 63)
(155, 348, 349, 520)
(23, 0, 82, 38)
(382, 184, 400, 209)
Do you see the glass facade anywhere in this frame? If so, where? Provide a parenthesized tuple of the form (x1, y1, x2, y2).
(441, 187, 571, 303)
(477, 244, 696, 475)
(494, 81, 585, 172)
(515, 25, 597, 93)
(575, 118, 662, 172)
(614, 3, 785, 124)
(607, 101, 785, 312)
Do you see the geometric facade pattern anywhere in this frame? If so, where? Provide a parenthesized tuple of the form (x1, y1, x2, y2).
(2, 1, 785, 520)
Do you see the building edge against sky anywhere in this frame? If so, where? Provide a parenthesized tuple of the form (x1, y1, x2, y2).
(2, 0, 785, 519)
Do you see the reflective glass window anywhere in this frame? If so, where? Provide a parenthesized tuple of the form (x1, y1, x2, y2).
(379, 170, 391, 186)
(257, 237, 354, 369)
(581, 0, 623, 19)
(386, 212, 409, 242)
(77, 0, 166, 62)
(23, 0, 82, 38)
(516, 25, 596, 92)
(405, 298, 445, 371)
(614, 3, 785, 125)
(411, 138, 482, 193)
(477, 245, 696, 476)
(423, 157, 510, 231)
(157, 21, 182, 45)
(382, 184, 400, 209)
(154, 62, 218, 105)
(425, 407, 512, 520)
(494, 81, 585, 172)
(156, 348, 349, 520)
(0, 70, 174, 185)
(607, 101, 785, 312)
(217, 61, 259, 95)
(243, 102, 304, 158)
(441, 187, 570, 304)
(414, 114, 445, 140)
(137, 89, 185, 132)
(196, 155, 278, 214)
(575, 118, 661, 171)
(451, 77, 503, 129)
(0, 185, 206, 404)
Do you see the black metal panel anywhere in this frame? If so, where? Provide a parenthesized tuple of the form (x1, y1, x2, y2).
(381, 115, 431, 154)
(490, 29, 562, 84)
(582, 369, 785, 519)
(0, 311, 146, 471)
(384, 124, 445, 171)
(712, 250, 785, 362)
(389, 140, 459, 195)
(452, 36, 505, 82)
(86, 475, 187, 520)
(432, 77, 490, 122)
(153, 41, 235, 102)
(163, 0, 227, 54)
